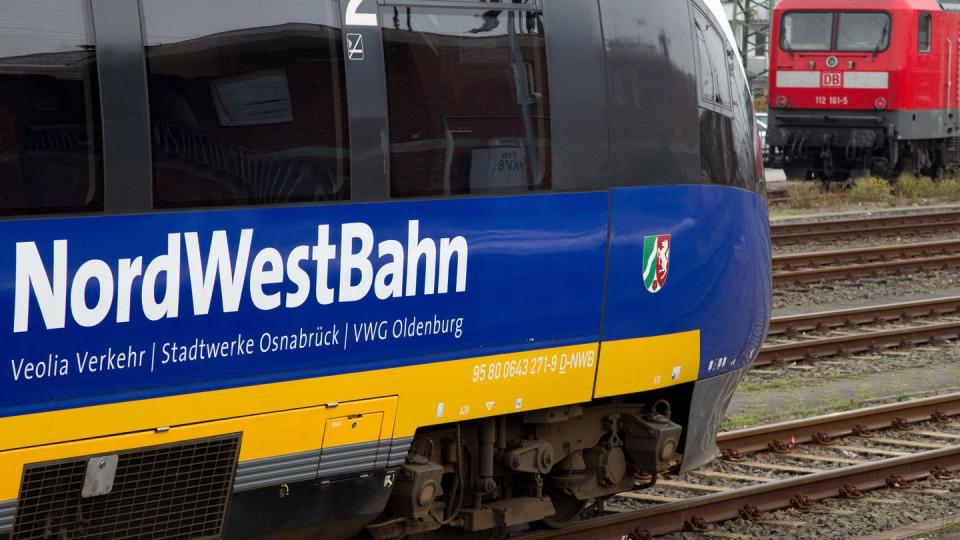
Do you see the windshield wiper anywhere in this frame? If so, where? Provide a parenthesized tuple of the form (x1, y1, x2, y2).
(873, 24, 888, 56)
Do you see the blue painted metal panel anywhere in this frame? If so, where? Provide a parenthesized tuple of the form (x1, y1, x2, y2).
(0, 184, 771, 419)
(0, 193, 608, 417)
(602, 185, 771, 378)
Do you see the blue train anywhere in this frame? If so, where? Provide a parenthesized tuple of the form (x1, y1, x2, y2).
(0, 0, 769, 537)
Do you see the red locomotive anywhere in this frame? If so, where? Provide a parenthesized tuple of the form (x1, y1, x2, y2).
(767, 0, 960, 179)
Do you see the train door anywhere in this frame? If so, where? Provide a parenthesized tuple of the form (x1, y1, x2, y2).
(334, 0, 612, 421)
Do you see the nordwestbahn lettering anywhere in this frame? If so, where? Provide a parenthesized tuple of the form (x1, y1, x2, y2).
(0, 195, 611, 417)
(13, 220, 468, 332)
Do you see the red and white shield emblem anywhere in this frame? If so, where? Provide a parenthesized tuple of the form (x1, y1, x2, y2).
(642, 234, 671, 293)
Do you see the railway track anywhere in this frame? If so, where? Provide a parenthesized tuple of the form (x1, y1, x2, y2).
(772, 238, 960, 287)
(770, 208, 960, 247)
(767, 187, 790, 204)
(518, 393, 960, 539)
(757, 294, 960, 367)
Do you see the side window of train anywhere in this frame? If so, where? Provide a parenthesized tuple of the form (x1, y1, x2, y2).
(380, 1, 551, 198)
(693, 9, 733, 113)
(919, 13, 932, 53)
(0, 1, 103, 216)
(142, 0, 350, 209)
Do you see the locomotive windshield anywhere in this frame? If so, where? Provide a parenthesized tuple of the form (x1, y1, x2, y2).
(781, 11, 832, 51)
(781, 11, 890, 52)
(836, 12, 889, 51)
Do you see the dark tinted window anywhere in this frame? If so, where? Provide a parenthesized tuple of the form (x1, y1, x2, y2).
(0, 1, 102, 216)
(381, 4, 550, 198)
(919, 13, 932, 52)
(599, 0, 698, 186)
(694, 30, 716, 103)
(142, 0, 349, 208)
(694, 9, 732, 110)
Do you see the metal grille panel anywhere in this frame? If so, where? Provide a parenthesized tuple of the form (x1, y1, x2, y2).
(12, 434, 240, 540)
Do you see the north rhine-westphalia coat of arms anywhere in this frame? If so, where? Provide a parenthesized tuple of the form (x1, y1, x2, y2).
(642, 234, 670, 293)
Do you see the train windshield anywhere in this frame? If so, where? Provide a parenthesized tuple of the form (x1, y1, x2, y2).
(836, 12, 889, 51)
(781, 11, 890, 52)
(781, 12, 832, 51)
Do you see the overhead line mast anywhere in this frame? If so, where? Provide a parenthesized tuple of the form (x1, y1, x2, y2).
(729, 0, 773, 95)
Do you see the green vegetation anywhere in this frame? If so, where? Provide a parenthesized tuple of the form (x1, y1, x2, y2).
(848, 176, 893, 203)
(771, 173, 960, 215)
(721, 399, 865, 431)
(735, 377, 798, 393)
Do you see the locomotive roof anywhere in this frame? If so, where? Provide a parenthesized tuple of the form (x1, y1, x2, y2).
(775, 0, 945, 11)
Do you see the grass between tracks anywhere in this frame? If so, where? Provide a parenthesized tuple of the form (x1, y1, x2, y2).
(770, 174, 960, 215)
(721, 398, 864, 431)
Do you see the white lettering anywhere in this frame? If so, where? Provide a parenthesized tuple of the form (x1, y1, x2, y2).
(405, 220, 436, 296)
(142, 234, 181, 321)
(69, 259, 114, 327)
(250, 247, 283, 310)
(185, 229, 253, 315)
(339, 223, 374, 302)
(14, 240, 67, 332)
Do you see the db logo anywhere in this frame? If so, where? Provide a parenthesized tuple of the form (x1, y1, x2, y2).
(822, 72, 842, 87)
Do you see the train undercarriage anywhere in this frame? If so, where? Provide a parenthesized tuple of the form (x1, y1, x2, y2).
(365, 399, 682, 539)
(766, 109, 960, 181)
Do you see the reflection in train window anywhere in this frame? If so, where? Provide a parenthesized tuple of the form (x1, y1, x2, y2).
(142, 0, 349, 208)
(381, 5, 551, 198)
(694, 9, 732, 110)
(0, 1, 103, 216)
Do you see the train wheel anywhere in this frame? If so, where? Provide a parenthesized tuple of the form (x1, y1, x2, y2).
(783, 165, 808, 181)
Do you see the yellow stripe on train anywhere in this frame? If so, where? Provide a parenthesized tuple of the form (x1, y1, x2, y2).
(0, 332, 698, 499)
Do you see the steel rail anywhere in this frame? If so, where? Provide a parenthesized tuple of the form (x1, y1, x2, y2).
(771, 209, 960, 245)
(518, 446, 960, 540)
(772, 239, 960, 272)
(519, 394, 960, 539)
(767, 295, 960, 337)
(716, 391, 960, 454)
(772, 253, 960, 286)
(756, 319, 960, 366)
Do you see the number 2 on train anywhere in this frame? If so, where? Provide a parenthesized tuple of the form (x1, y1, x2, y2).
(345, 0, 377, 26)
